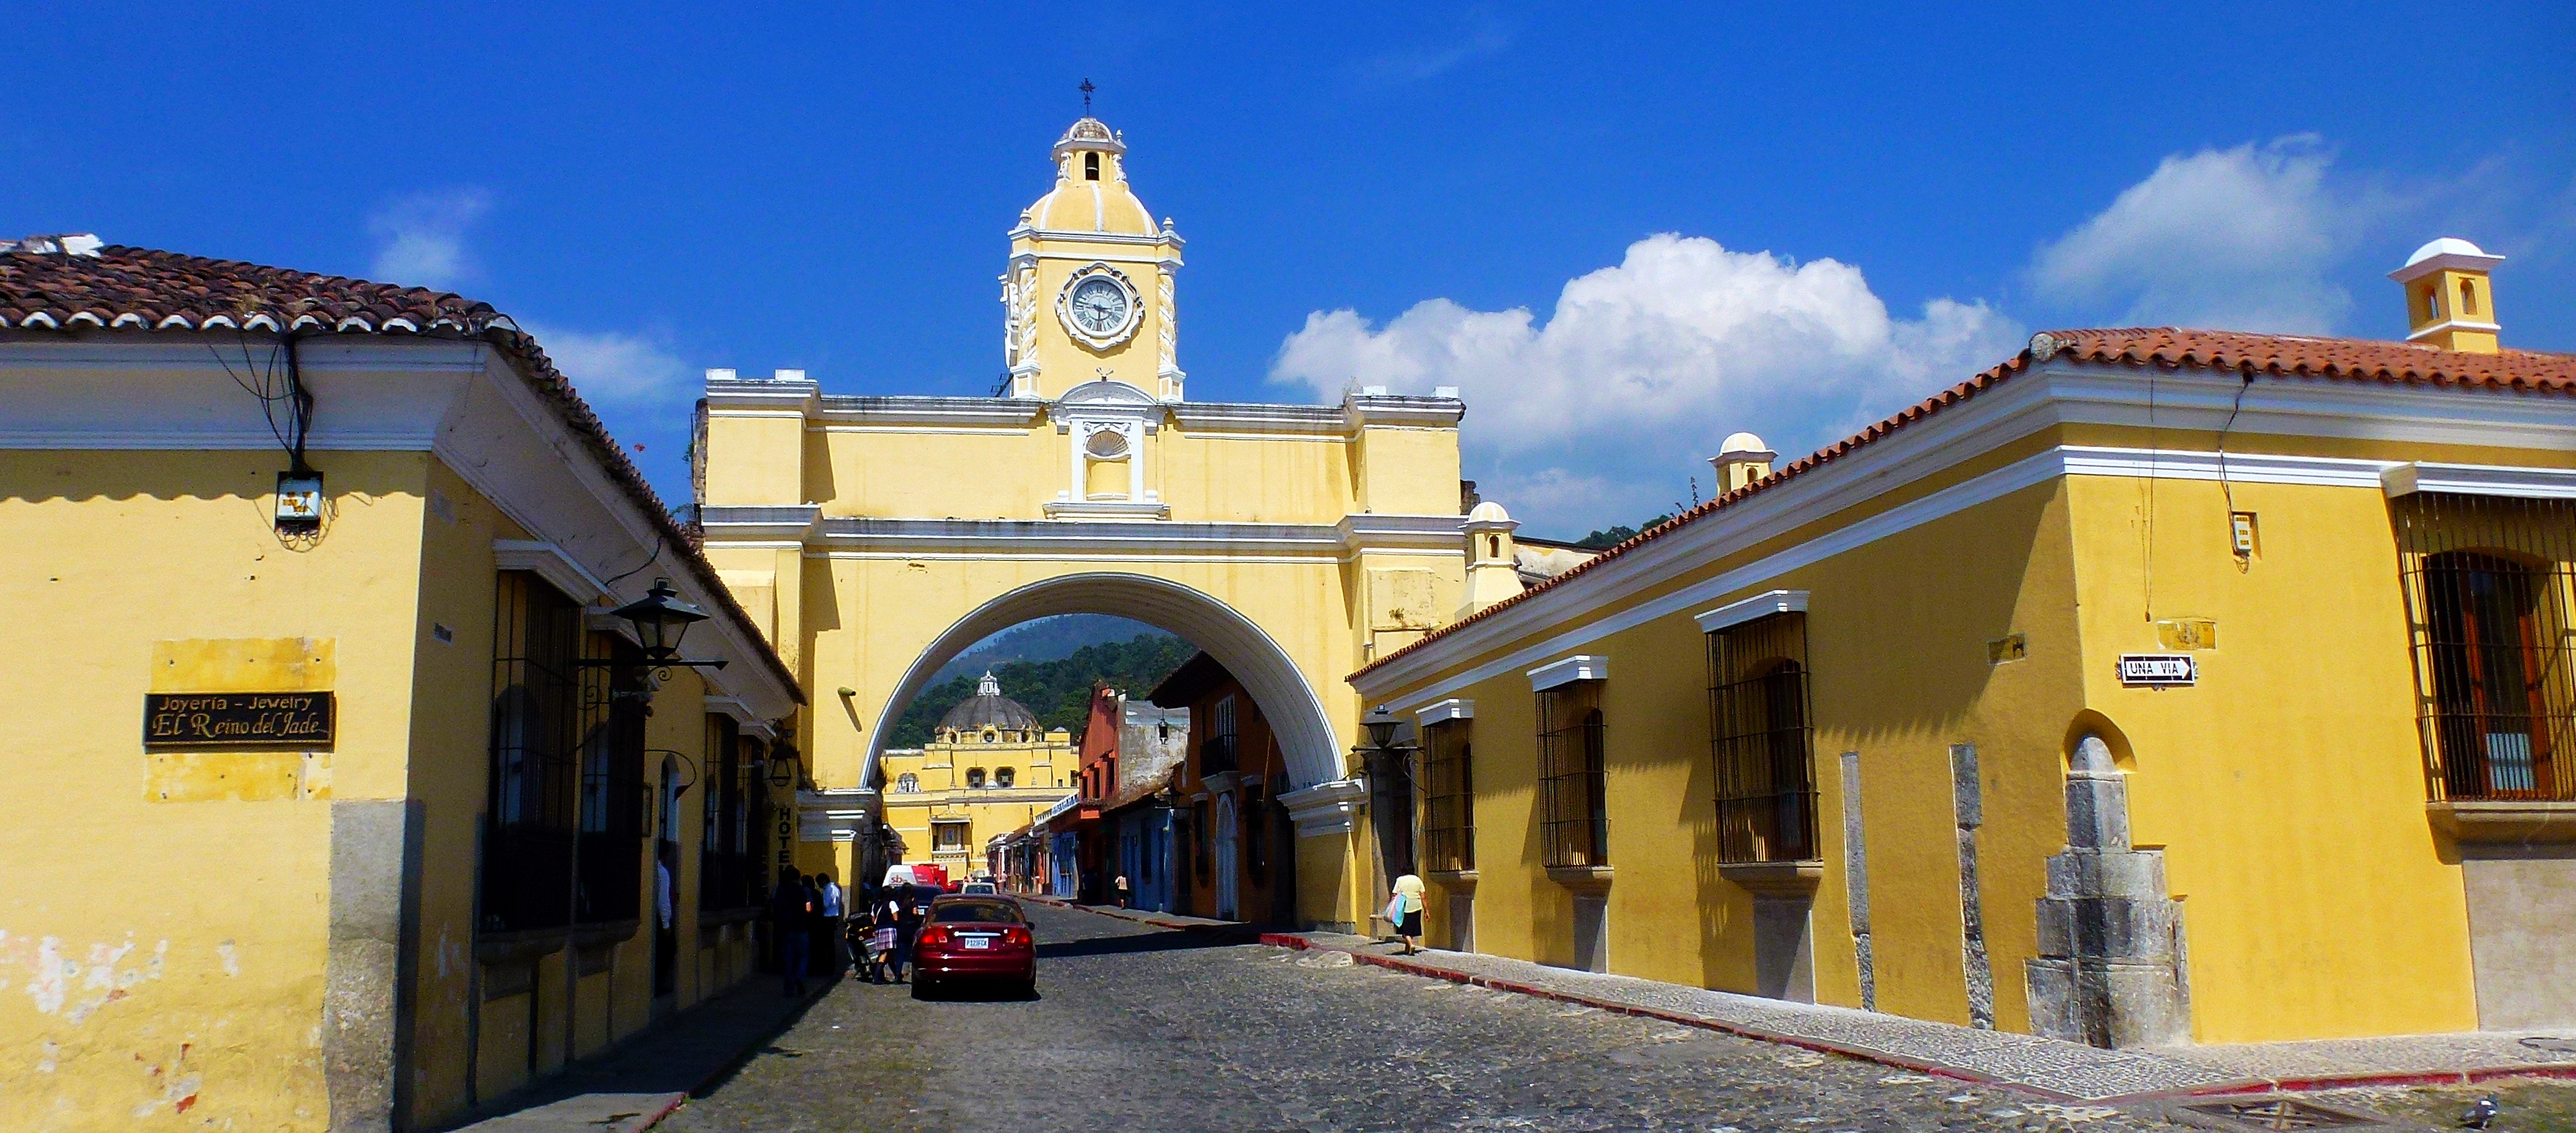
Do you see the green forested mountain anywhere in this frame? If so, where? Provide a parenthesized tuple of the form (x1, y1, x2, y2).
(884, 631, 1195, 748)
(925, 614, 1163, 685)
(1571, 513, 1676, 550)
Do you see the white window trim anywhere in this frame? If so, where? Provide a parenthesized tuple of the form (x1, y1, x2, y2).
(1416, 698, 1475, 726)
(1527, 655, 1608, 692)
(1693, 589, 1810, 634)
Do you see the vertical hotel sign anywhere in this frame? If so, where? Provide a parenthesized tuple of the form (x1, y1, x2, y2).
(145, 692, 336, 747)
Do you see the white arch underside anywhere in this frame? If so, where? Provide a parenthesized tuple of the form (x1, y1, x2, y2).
(863, 572, 1340, 798)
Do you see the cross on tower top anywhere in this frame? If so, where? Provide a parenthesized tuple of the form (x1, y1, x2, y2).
(1080, 78, 1095, 114)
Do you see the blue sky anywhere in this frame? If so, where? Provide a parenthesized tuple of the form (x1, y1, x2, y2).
(5, 3, 2569, 536)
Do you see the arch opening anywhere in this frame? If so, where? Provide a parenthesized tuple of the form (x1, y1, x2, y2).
(862, 572, 1342, 801)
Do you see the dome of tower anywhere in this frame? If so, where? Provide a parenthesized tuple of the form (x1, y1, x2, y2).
(1719, 432, 1771, 457)
(2403, 237, 2490, 267)
(1025, 117, 1161, 237)
(938, 671, 1041, 733)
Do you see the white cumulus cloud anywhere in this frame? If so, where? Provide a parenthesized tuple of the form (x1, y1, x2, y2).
(2032, 137, 2347, 333)
(367, 188, 492, 290)
(1270, 233, 2021, 535)
(522, 323, 693, 407)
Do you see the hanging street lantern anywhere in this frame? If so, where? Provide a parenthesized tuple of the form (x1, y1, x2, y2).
(1363, 704, 1402, 751)
(613, 578, 711, 663)
(585, 578, 728, 676)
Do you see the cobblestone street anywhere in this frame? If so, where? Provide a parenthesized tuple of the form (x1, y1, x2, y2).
(660, 904, 2175, 1132)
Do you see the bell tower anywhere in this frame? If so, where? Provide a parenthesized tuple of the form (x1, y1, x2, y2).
(1001, 114, 1187, 401)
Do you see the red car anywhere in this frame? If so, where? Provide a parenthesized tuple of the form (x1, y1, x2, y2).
(911, 896, 1036, 999)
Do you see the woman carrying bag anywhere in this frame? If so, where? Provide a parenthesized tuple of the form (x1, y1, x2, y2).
(1386, 874, 1426, 956)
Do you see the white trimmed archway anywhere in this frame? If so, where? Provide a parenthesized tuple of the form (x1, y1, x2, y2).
(860, 572, 1341, 796)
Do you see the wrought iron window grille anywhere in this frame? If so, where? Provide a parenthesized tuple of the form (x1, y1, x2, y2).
(1708, 612, 1821, 864)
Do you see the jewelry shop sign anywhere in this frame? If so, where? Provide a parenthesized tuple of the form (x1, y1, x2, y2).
(144, 692, 336, 748)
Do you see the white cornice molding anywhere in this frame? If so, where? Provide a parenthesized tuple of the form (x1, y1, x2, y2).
(1694, 590, 1807, 634)
(703, 376, 821, 414)
(1340, 513, 1471, 553)
(1416, 698, 1473, 725)
(2382, 461, 2576, 500)
(1279, 777, 1367, 835)
(1168, 401, 1351, 436)
(697, 504, 823, 542)
(1011, 226, 1180, 250)
(1345, 394, 1466, 430)
(1527, 655, 1608, 691)
(809, 395, 1045, 429)
(0, 336, 478, 450)
(778, 515, 1470, 559)
(494, 540, 612, 602)
(2406, 318, 2504, 341)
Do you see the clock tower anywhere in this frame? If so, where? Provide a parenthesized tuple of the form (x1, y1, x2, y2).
(1002, 116, 1185, 402)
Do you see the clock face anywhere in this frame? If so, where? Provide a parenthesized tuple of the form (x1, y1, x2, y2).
(1069, 276, 1131, 336)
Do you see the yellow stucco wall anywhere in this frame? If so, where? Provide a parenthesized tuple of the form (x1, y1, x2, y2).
(0, 450, 432, 1129)
(2, 445, 785, 1131)
(1362, 416, 2565, 1044)
(2064, 472, 2479, 1041)
(1391, 475, 2082, 1029)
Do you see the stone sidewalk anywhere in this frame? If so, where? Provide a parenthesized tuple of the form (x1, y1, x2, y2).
(1028, 895, 2576, 1104)
(441, 973, 829, 1132)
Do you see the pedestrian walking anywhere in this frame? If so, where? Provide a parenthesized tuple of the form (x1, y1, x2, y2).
(816, 869, 846, 977)
(891, 880, 925, 984)
(771, 869, 812, 996)
(1388, 874, 1426, 956)
(1113, 873, 1130, 909)
(867, 900, 899, 984)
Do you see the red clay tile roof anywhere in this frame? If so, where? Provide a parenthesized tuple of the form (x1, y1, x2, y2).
(1354, 327, 2576, 681)
(0, 244, 803, 702)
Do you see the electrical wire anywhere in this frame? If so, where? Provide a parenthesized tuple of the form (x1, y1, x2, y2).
(603, 536, 666, 587)
(209, 332, 311, 472)
(2216, 369, 2255, 516)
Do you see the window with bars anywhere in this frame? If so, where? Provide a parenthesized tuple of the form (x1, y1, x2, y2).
(1203, 695, 1240, 775)
(1708, 612, 1820, 863)
(2394, 493, 2576, 802)
(485, 573, 590, 933)
(572, 636, 646, 925)
(1422, 721, 1476, 873)
(699, 715, 763, 912)
(1538, 682, 1608, 868)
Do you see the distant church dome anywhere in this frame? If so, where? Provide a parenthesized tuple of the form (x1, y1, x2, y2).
(939, 671, 1040, 733)
(1026, 116, 1160, 237)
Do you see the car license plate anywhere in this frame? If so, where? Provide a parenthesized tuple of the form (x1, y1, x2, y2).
(962, 937, 991, 950)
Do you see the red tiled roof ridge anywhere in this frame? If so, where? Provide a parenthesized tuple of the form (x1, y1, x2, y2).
(0, 243, 803, 702)
(1352, 326, 2576, 681)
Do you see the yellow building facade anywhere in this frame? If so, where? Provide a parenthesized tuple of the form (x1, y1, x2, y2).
(877, 673, 1076, 880)
(1353, 244, 2576, 1046)
(0, 247, 802, 1130)
(695, 116, 1470, 931)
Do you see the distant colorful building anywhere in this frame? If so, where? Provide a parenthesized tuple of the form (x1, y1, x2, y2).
(1151, 652, 1296, 925)
(875, 673, 1075, 881)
